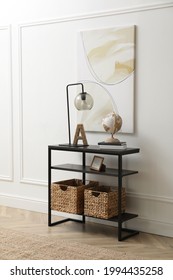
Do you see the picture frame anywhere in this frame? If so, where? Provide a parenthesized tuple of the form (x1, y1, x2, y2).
(90, 156, 104, 171)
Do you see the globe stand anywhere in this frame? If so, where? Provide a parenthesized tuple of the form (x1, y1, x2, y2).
(105, 133, 120, 143)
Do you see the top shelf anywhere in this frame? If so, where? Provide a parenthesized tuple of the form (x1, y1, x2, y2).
(49, 144, 140, 156)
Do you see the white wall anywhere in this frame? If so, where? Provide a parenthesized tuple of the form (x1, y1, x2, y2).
(0, 0, 173, 237)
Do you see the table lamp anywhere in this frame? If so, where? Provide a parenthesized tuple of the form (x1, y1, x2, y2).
(62, 82, 94, 146)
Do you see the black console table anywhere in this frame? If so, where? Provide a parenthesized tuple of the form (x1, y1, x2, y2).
(48, 145, 140, 241)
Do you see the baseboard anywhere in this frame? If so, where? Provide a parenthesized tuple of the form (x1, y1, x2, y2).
(0, 193, 173, 238)
(0, 193, 47, 214)
(124, 217, 173, 238)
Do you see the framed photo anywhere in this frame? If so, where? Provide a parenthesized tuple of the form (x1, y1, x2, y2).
(90, 156, 104, 171)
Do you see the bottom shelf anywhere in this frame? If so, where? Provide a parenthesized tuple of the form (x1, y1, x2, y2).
(84, 213, 138, 222)
(109, 213, 138, 222)
(49, 212, 139, 241)
(50, 212, 138, 223)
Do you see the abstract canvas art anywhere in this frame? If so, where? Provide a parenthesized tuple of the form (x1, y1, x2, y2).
(77, 26, 135, 133)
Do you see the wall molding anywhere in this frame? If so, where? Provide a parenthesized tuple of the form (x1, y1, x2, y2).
(20, 178, 47, 186)
(127, 191, 173, 204)
(18, 25, 24, 184)
(18, 1, 173, 27)
(0, 193, 173, 237)
(18, 25, 49, 186)
(125, 216, 173, 238)
(0, 25, 13, 182)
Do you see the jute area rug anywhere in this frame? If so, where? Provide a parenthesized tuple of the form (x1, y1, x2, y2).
(0, 227, 137, 260)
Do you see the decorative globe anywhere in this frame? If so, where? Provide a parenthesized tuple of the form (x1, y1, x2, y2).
(102, 112, 122, 143)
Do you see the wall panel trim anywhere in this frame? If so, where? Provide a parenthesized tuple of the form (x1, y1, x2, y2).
(0, 25, 13, 182)
(127, 191, 173, 204)
(18, 1, 173, 27)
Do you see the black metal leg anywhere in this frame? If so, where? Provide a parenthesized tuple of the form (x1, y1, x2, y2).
(82, 152, 86, 224)
(82, 152, 86, 184)
(48, 147, 84, 226)
(120, 228, 139, 241)
(50, 217, 84, 226)
(118, 155, 122, 241)
(117, 154, 139, 241)
(48, 147, 52, 226)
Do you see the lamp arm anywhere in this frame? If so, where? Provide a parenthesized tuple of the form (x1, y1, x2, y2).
(66, 83, 84, 93)
(66, 83, 84, 145)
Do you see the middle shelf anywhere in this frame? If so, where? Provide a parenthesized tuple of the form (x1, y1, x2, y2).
(51, 163, 138, 177)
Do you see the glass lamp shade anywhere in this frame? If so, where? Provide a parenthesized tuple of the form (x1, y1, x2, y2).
(74, 92, 94, 110)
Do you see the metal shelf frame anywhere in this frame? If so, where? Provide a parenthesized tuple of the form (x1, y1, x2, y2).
(48, 145, 140, 241)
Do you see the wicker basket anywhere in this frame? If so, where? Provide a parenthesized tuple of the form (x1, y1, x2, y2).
(51, 179, 98, 215)
(84, 185, 126, 219)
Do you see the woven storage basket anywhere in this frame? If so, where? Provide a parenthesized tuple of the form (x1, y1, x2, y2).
(51, 179, 98, 215)
(84, 186, 126, 219)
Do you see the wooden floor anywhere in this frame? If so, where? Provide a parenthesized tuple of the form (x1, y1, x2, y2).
(0, 206, 173, 260)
